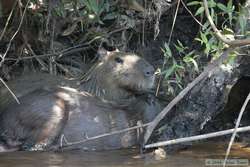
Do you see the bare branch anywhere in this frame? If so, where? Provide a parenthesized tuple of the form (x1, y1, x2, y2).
(0, 78, 20, 104)
(144, 126, 250, 149)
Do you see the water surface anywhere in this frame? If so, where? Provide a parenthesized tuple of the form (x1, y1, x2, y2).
(0, 142, 249, 167)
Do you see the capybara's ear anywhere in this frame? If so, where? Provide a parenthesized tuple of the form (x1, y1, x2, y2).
(114, 48, 120, 52)
(97, 48, 120, 60)
(97, 48, 111, 60)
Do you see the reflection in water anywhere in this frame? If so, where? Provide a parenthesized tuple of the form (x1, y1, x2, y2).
(0, 142, 249, 167)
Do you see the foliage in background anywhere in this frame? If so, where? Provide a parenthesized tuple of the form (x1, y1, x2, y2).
(160, 42, 200, 96)
(188, 0, 243, 56)
(158, 0, 247, 96)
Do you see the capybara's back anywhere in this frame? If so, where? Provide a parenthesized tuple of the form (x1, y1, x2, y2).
(0, 87, 137, 151)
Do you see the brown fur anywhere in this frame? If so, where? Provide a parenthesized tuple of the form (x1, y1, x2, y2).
(0, 49, 156, 151)
(0, 87, 138, 151)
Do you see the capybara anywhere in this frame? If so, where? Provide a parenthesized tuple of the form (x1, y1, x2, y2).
(0, 49, 160, 151)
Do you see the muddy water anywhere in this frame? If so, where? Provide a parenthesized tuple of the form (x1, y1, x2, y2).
(0, 142, 249, 167)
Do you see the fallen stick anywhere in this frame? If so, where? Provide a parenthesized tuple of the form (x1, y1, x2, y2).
(60, 122, 151, 148)
(144, 126, 250, 149)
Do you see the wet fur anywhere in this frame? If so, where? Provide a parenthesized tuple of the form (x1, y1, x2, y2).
(0, 87, 138, 151)
(0, 50, 156, 151)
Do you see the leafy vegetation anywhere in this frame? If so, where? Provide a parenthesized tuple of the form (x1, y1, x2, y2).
(157, 0, 248, 96)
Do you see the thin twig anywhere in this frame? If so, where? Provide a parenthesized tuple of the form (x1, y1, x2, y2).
(144, 126, 250, 149)
(168, 0, 180, 44)
(5, 45, 90, 61)
(155, 0, 181, 96)
(0, 78, 20, 104)
(4, 27, 128, 62)
(0, 0, 31, 67)
(26, 42, 48, 71)
(223, 93, 250, 167)
(142, 0, 146, 46)
(5, 35, 95, 62)
(144, 48, 233, 145)
(203, 0, 250, 47)
(61, 122, 151, 148)
(180, 0, 203, 27)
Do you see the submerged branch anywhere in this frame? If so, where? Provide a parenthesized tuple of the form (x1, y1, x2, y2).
(144, 126, 250, 149)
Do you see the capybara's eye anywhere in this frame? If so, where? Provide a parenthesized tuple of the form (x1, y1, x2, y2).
(114, 57, 124, 64)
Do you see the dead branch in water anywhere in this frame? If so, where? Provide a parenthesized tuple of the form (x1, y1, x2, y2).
(143, 48, 233, 145)
(144, 126, 250, 149)
(223, 93, 250, 167)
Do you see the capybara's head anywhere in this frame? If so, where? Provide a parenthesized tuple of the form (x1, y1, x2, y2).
(98, 49, 155, 91)
(81, 48, 155, 101)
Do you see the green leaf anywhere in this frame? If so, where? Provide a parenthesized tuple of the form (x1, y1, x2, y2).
(163, 65, 175, 79)
(207, 0, 216, 8)
(195, 6, 205, 16)
(163, 43, 172, 58)
(200, 33, 208, 43)
(227, 0, 233, 9)
(190, 58, 199, 71)
(187, 1, 201, 6)
(202, 21, 211, 31)
(175, 73, 183, 87)
(174, 40, 186, 54)
(217, 3, 228, 12)
(239, 16, 246, 34)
